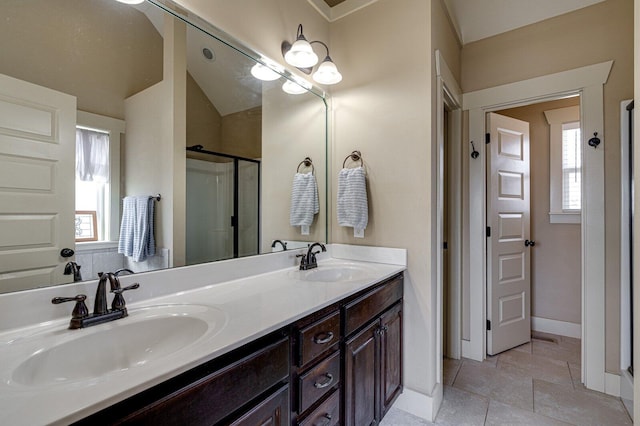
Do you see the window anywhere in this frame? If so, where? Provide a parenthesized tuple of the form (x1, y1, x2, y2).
(75, 111, 124, 243)
(75, 127, 110, 241)
(544, 105, 581, 224)
(561, 121, 581, 211)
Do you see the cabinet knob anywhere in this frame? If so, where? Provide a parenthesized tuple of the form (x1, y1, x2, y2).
(313, 373, 334, 389)
(314, 413, 332, 426)
(313, 331, 334, 345)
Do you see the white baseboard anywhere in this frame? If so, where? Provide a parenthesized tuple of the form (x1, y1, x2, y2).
(392, 383, 443, 422)
(461, 339, 482, 361)
(531, 316, 581, 339)
(605, 372, 621, 397)
(620, 369, 633, 420)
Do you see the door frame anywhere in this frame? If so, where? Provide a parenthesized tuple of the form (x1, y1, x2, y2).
(463, 61, 613, 394)
(435, 50, 463, 368)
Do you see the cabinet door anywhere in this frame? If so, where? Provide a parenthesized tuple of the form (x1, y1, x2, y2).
(230, 385, 289, 426)
(344, 321, 378, 426)
(379, 303, 403, 418)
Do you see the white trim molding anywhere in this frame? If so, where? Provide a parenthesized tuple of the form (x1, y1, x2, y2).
(462, 60, 613, 394)
(393, 383, 443, 422)
(532, 316, 581, 339)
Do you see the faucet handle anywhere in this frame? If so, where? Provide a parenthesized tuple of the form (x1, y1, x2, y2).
(111, 283, 140, 311)
(52, 294, 89, 319)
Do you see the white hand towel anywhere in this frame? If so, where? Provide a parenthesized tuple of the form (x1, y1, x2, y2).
(290, 172, 319, 233)
(337, 166, 368, 234)
(118, 196, 156, 262)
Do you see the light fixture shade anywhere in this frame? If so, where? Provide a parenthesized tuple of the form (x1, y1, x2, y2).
(115, 0, 145, 4)
(284, 39, 318, 68)
(251, 63, 281, 81)
(282, 80, 307, 95)
(312, 58, 343, 85)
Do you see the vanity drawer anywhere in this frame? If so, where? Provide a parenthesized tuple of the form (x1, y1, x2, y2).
(117, 337, 289, 426)
(297, 388, 340, 426)
(298, 311, 340, 366)
(298, 350, 341, 413)
(344, 275, 403, 336)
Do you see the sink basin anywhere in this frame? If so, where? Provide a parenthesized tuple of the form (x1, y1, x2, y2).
(295, 264, 372, 283)
(10, 304, 226, 387)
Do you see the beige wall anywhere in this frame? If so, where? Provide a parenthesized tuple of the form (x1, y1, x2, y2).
(0, 0, 163, 120)
(186, 73, 223, 150)
(462, 0, 633, 373)
(499, 98, 582, 325)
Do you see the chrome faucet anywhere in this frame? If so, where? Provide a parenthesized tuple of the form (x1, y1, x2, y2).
(297, 242, 326, 270)
(52, 271, 139, 329)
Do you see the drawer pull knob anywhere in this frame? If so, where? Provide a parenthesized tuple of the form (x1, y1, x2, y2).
(314, 413, 332, 426)
(313, 373, 334, 389)
(313, 331, 334, 345)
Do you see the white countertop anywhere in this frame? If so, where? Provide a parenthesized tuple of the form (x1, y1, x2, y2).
(0, 245, 405, 425)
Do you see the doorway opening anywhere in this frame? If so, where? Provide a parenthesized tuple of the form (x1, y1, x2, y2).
(487, 97, 583, 357)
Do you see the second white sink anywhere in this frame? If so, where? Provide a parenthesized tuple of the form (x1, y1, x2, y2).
(294, 264, 373, 283)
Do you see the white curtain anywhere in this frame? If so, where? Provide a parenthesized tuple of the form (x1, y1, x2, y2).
(76, 128, 109, 182)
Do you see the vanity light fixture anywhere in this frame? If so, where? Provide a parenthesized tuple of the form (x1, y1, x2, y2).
(282, 79, 308, 95)
(115, 0, 145, 4)
(282, 24, 342, 85)
(283, 24, 318, 68)
(250, 63, 281, 81)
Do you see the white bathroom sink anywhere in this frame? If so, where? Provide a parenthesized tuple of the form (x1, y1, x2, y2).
(10, 304, 227, 387)
(293, 264, 373, 283)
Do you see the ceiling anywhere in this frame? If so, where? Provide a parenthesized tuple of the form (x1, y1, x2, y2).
(135, 2, 262, 116)
(443, 0, 606, 45)
(307, 0, 605, 43)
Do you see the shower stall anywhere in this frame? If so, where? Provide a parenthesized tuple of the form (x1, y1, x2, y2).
(186, 147, 260, 265)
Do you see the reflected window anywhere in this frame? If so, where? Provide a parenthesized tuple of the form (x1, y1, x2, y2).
(75, 127, 110, 241)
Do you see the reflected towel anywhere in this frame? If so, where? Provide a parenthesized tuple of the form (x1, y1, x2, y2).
(118, 196, 156, 262)
(337, 166, 368, 232)
(290, 172, 319, 227)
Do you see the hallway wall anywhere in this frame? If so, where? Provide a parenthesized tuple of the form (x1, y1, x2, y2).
(499, 97, 582, 326)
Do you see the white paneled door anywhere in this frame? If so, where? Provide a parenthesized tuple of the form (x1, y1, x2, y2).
(486, 112, 531, 355)
(0, 73, 76, 292)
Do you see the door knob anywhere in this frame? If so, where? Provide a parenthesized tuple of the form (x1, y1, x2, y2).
(60, 248, 75, 258)
(525, 240, 536, 247)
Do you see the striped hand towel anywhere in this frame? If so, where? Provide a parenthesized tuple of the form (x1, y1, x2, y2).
(337, 166, 368, 233)
(290, 172, 319, 232)
(118, 196, 156, 262)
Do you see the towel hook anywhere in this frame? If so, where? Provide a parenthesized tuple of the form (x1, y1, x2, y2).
(343, 150, 363, 168)
(297, 157, 314, 174)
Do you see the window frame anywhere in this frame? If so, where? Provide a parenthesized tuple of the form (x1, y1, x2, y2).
(76, 111, 124, 243)
(543, 105, 581, 224)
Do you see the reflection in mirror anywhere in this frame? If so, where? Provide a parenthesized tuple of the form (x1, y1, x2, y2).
(0, 0, 327, 293)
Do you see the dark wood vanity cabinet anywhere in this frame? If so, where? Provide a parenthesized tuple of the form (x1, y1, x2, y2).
(75, 332, 291, 426)
(74, 273, 403, 426)
(343, 275, 403, 426)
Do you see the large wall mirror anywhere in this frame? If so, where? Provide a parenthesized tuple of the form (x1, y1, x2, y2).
(0, 0, 327, 294)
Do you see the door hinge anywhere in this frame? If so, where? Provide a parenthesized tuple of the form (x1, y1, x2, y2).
(231, 216, 237, 227)
(443, 241, 448, 250)
(485, 133, 491, 144)
(486, 226, 491, 237)
(487, 320, 492, 331)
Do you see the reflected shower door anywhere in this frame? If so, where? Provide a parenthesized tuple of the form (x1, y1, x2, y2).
(186, 157, 233, 264)
(237, 159, 260, 257)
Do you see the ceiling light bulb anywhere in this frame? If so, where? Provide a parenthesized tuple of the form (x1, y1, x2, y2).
(282, 80, 307, 95)
(312, 58, 343, 85)
(115, 0, 145, 4)
(284, 38, 318, 68)
(250, 63, 281, 81)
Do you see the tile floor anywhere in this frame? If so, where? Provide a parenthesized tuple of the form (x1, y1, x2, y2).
(380, 332, 633, 426)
